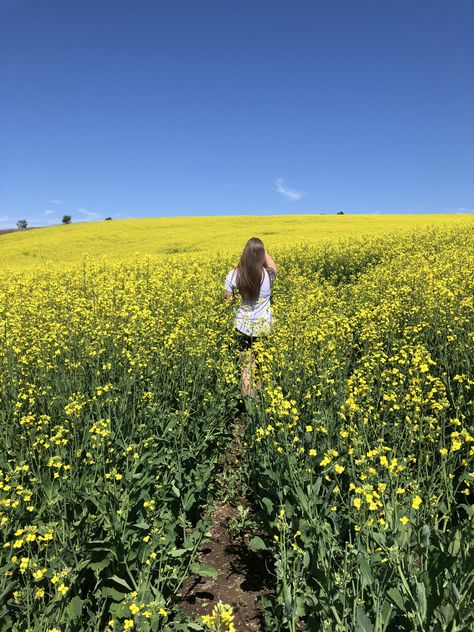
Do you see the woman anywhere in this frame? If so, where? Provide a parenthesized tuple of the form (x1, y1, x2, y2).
(224, 237, 278, 398)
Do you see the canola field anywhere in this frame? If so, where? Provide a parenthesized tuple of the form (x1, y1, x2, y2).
(0, 215, 473, 631)
(1, 213, 472, 273)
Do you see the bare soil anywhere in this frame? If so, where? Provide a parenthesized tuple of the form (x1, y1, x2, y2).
(178, 418, 273, 630)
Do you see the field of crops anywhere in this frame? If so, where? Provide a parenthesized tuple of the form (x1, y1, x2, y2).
(2, 214, 472, 273)
(1, 217, 473, 631)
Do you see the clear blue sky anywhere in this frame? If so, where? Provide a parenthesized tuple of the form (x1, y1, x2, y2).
(1, 0, 473, 228)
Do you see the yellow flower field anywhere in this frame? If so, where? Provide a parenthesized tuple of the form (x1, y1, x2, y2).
(0, 216, 473, 630)
(1, 213, 472, 273)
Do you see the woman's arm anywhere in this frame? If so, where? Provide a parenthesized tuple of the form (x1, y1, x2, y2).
(223, 269, 236, 302)
(265, 250, 278, 274)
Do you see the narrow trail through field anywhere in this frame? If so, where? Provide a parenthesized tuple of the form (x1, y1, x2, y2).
(178, 417, 273, 630)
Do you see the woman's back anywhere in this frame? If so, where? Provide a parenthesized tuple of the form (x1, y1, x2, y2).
(225, 266, 276, 336)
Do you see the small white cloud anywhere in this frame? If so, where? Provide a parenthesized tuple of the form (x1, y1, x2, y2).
(455, 207, 473, 213)
(73, 208, 100, 220)
(49, 199, 63, 205)
(44, 209, 54, 215)
(275, 178, 304, 201)
(0, 215, 10, 223)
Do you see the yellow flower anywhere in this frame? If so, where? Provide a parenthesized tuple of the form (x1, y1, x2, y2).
(19, 557, 29, 573)
(221, 611, 233, 623)
(123, 620, 134, 630)
(309, 449, 317, 457)
(129, 603, 140, 615)
(411, 495, 422, 510)
(400, 516, 409, 525)
(353, 497, 362, 510)
(35, 587, 45, 598)
(334, 464, 345, 474)
(58, 583, 69, 596)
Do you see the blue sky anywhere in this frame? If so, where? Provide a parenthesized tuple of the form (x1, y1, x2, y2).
(0, 0, 473, 228)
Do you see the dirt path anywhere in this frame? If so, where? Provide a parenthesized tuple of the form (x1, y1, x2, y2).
(178, 418, 273, 630)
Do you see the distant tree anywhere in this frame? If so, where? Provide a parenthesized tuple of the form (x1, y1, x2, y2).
(62, 215, 72, 224)
(336, 211, 345, 215)
(16, 219, 28, 230)
(105, 217, 112, 221)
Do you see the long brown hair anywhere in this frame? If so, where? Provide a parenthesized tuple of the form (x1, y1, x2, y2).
(235, 237, 266, 301)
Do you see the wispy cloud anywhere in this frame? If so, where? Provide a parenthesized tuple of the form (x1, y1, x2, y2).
(75, 208, 100, 219)
(43, 209, 54, 215)
(69, 208, 102, 222)
(0, 215, 10, 224)
(455, 207, 474, 213)
(49, 199, 63, 205)
(275, 178, 304, 201)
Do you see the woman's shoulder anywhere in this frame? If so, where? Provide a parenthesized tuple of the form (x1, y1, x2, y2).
(225, 268, 238, 288)
(264, 266, 276, 286)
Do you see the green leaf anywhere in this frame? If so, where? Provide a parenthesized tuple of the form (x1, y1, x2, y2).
(313, 476, 322, 495)
(109, 601, 131, 618)
(183, 493, 196, 512)
(261, 497, 274, 516)
(66, 596, 83, 621)
(169, 548, 190, 557)
(249, 536, 267, 551)
(421, 524, 431, 548)
(295, 485, 309, 514)
(381, 600, 393, 627)
(356, 606, 374, 632)
(359, 556, 374, 587)
(416, 581, 427, 620)
(100, 587, 125, 602)
(89, 557, 111, 572)
(109, 575, 132, 592)
(387, 587, 406, 611)
(448, 528, 461, 556)
(295, 595, 306, 618)
(190, 562, 218, 580)
(134, 520, 151, 530)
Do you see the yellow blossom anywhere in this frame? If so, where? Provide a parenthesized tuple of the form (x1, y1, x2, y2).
(411, 496, 422, 510)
